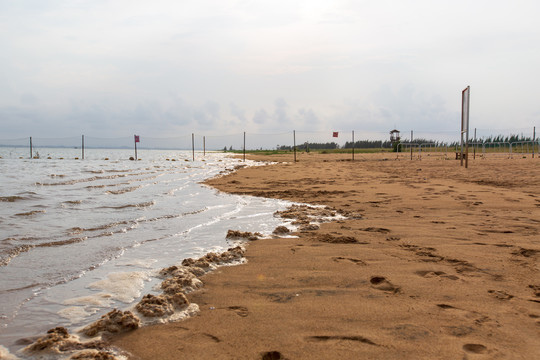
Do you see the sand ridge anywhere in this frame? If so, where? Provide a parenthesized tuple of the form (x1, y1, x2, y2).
(110, 153, 540, 359)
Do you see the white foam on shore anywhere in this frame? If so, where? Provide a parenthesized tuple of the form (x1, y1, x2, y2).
(58, 293, 116, 323)
(64, 293, 114, 307)
(135, 303, 200, 326)
(0, 345, 19, 359)
(88, 271, 150, 303)
(57, 306, 99, 324)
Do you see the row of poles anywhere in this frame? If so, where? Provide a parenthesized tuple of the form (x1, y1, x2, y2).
(26, 127, 538, 163)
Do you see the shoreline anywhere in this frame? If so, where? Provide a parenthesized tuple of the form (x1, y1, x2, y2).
(23, 153, 540, 359)
(112, 153, 539, 359)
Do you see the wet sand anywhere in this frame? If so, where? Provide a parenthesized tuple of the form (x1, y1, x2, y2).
(110, 153, 540, 359)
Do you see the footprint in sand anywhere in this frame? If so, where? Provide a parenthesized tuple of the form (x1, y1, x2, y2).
(361, 227, 391, 234)
(261, 351, 287, 360)
(228, 306, 249, 317)
(370, 276, 400, 293)
(306, 335, 377, 346)
(332, 257, 366, 266)
(436, 304, 491, 326)
(442, 325, 474, 337)
(415, 270, 459, 280)
(487, 290, 514, 301)
(528, 285, 540, 297)
(463, 343, 487, 354)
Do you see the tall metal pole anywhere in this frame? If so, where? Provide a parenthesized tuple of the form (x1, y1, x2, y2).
(465, 87, 470, 169)
(293, 130, 297, 162)
(410, 131, 413, 160)
(30, 136, 33, 159)
(82, 135, 85, 160)
(473, 128, 476, 160)
(352, 131, 355, 161)
(533, 126, 536, 158)
(192, 133, 195, 161)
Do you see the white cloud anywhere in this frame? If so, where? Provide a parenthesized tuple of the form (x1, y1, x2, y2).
(0, 0, 539, 141)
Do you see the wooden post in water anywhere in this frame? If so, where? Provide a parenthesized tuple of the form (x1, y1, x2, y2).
(410, 131, 413, 160)
(134, 135, 138, 160)
(203, 136, 206, 157)
(192, 133, 195, 161)
(30, 136, 33, 159)
(82, 135, 85, 160)
(293, 130, 297, 162)
(352, 131, 355, 161)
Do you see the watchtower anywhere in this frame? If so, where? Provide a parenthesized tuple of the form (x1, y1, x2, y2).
(389, 129, 401, 144)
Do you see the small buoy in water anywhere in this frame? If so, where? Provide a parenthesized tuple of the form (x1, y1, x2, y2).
(104, 158, 109, 160)
(171, 159, 176, 161)
(47, 157, 52, 159)
(129, 157, 135, 161)
(184, 159, 189, 162)
(74, 157, 79, 160)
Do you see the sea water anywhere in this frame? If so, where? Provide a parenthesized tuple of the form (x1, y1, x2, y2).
(0, 148, 294, 353)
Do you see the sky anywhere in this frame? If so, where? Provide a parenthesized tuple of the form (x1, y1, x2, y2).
(1, 0, 539, 142)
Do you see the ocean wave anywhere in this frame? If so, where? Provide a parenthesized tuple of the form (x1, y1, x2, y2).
(100, 200, 155, 209)
(35, 173, 134, 186)
(68, 220, 134, 234)
(36, 237, 87, 248)
(105, 185, 142, 195)
(63, 200, 83, 205)
(14, 210, 46, 217)
(0, 196, 27, 202)
(0, 244, 35, 267)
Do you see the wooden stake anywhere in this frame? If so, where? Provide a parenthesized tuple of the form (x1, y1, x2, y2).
(243, 132, 246, 162)
(293, 130, 296, 162)
(410, 131, 413, 160)
(192, 133, 195, 161)
(533, 126, 536, 158)
(30, 136, 32, 159)
(82, 135, 85, 160)
(473, 128, 476, 160)
(134, 135, 138, 160)
(352, 130, 355, 161)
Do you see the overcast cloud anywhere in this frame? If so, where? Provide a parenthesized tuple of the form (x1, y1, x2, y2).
(1, 0, 539, 140)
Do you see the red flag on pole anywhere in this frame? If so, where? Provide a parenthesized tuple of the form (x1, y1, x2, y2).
(333, 132, 339, 138)
(134, 135, 140, 143)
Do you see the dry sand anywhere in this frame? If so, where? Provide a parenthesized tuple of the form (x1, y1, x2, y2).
(110, 153, 540, 359)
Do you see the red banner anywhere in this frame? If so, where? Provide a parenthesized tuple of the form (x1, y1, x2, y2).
(333, 132, 338, 138)
(134, 135, 140, 143)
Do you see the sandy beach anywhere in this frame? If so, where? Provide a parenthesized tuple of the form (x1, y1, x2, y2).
(109, 153, 540, 359)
